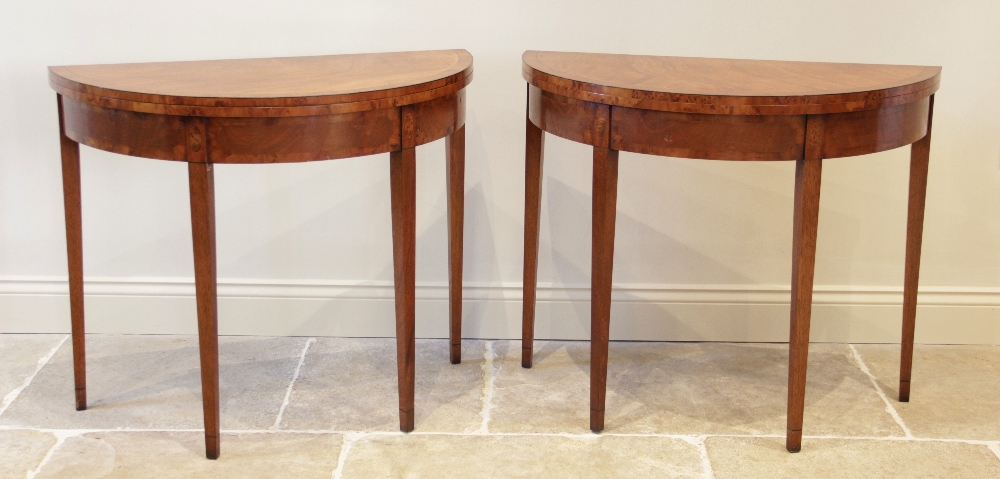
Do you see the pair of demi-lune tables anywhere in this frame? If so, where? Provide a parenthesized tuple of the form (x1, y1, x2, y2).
(50, 49, 939, 458)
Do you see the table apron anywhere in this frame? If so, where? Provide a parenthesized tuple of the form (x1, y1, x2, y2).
(528, 86, 929, 160)
(60, 90, 467, 164)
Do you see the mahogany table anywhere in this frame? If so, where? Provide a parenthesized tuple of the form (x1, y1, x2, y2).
(50, 49, 473, 459)
(518, 51, 940, 452)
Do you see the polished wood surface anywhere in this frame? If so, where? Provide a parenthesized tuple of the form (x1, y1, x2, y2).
(900, 95, 934, 402)
(188, 162, 220, 460)
(785, 116, 825, 453)
(58, 96, 86, 412)
(52, 50, 471, 458)
(528, 85, 610, 147)
(610, 107, 806, 161)
(521, 100, 546, 369)
(59, 83, 466, 164)
(446, 126, 466, 364)
(529, 81, 931, 162)
(519, 51, 938, 453)
(390, 148, 417, 432)
(523, 51, 939, 115)
(589, 146, 619, 433)
(50, 50, 472, 112)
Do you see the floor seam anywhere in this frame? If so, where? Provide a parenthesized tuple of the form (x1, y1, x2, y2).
(4, 426, 996, 446)
(688, 435, 716, 479)
(331, 431, 365, 479)
(475, 340, 498, 434)
(849, 344, 914, 438)
(0, 335, 68, 418)
(271, 337, 315, 431)
(25, 430, 78, 479)
(988, 442, 1000, 462)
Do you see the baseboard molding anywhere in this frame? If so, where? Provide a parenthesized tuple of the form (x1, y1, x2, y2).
(1, 276, 998, 344)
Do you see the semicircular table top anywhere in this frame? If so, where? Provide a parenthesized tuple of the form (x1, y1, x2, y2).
(49, 49, 473, 113)
(522, 50, 940, 114)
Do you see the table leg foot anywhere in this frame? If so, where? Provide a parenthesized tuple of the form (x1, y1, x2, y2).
(786, 428, 802, 453)
(399, 409, 415, 433)
(75, 389, 87, 411)
(590, 409, 606, 433)
(205, 435, 220, 460)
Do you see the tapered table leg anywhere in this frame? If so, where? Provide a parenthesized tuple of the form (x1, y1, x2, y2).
(390, 148, 417, 432)
(521, 115, 545, 368)
(786, 115, 824, 453)
(590, 146, 619, 433)
(446, 126, 466, 364)
(188, 162, 220, 460)
(899, 94, 934, 402)
(58, 95, 87, 411)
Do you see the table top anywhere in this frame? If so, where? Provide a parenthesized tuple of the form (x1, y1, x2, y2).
(523, 51, 939, 115)
(50, 50, 473, 114)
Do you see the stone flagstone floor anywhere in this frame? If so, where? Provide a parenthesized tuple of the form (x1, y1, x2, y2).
(2, 334, 1000, 478)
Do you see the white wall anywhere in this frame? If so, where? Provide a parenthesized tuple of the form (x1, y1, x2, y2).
(1, 0, 998, 342)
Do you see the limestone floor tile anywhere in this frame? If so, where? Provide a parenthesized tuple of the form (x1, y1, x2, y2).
(491, 341, 902, 436)
(279, 339, 485, 432)
(854, 344, 1000, 440)
(706, 436, 1000, 479)
(1, 335, 308, 430)
(0, 429, 57, 479)
(34, 431, 342, 479)
(0, 334, 66, 405)
(341, 433, 704, 478)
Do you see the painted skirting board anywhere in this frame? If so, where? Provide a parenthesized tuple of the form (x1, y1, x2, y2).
(1, 276, 997, 344)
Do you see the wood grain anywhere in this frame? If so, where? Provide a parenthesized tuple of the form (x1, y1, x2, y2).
(52, 79, 471, 118)
(590, 147, 619, 433)
(188, 161, 220, 460)
(785, 115, 824, 454)
(822, 96, 929, 159)
(403, 90, 466, 148)
(50, 50, 472, 111)
(528, 85, 609, 148)
(390, 148, 417, 433)
(62, 97, 186, 161)
(899, 94, 934, 402)
(446, 126, 466, 364)
(610, 107, 806, 161)
(207, 108, 400, 163)
(524, 51, 939, 115)
(58, 95, 87, 411)
(521, 101, 546, 369)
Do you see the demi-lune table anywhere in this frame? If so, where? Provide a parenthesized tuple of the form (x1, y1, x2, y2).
(518, 51, 939, 452)
(50, 49, 473, 459)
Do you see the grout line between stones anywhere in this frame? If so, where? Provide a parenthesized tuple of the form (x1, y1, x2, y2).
(849, 344, 914, 438)
(25, 430, 79, 479)
(475, 340, 499, 434)
(684, 435, 716, 479)
(4, 425, 1000, 448)
(0, 335, 68, 418)
(988, 443, 1000, 462)
(271, 337, 316, 431)
(331, 432, 366, 479)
